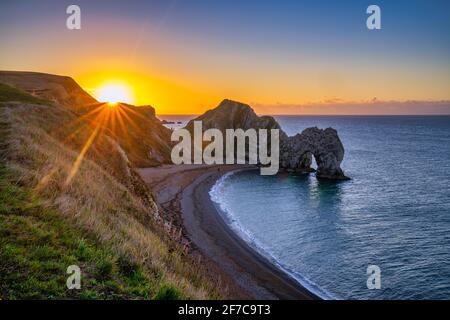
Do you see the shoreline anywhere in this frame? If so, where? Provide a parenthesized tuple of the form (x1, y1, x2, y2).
(138, 164, 319, 300)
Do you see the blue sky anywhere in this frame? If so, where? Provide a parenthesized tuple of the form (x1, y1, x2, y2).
(1, 0, 449, 114)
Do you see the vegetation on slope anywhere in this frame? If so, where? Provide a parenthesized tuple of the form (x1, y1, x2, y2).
(0, 164, 160, 299)
(0, 82, 218, 299)
(0, 71, 98, 107)
(0, 82, 48, 105)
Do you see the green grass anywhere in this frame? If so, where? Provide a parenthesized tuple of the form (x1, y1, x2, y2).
(153, 284, 184, 300)
(0, 164, 162, 299)
(0, 82, 49, 104)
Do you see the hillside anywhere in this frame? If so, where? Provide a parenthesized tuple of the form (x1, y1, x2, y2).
(0, 76, 217, 299)
(73, 102, 173, 167)
(0, 71, 173, 167)
(0, 71, 97, 107)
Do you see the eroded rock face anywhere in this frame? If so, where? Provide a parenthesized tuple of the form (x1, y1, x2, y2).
(187, 99, 349, 180)
(280, 127, 348, 179)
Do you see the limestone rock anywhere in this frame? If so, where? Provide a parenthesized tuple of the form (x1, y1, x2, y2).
(187, 99, 349, 180)
(280, 127, 348, 179)
(186, 99, 284, 135)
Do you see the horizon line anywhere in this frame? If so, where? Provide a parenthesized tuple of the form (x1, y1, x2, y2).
(157, 113, 450, 117)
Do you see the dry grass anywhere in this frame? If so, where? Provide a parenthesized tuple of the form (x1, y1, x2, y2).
(0, 97, 218, 299)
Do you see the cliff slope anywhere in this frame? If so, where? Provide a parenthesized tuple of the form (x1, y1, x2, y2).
(0, 71, 97, 107)
(0, 71, 172, 167)
(0, 76, 216, 299)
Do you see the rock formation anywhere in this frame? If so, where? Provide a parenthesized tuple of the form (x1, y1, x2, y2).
(186, 99, 285, 135)
(280, 127, 347, 179)
(186, 99, 349, 180)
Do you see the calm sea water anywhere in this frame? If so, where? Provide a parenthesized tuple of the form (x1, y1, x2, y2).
(160, 115, 450, 299)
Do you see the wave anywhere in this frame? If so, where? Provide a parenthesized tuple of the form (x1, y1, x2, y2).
(209, 171, 337, 300)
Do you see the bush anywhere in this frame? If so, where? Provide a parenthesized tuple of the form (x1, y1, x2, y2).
(153, 284, 184, 300)
(95, 257, 114, 279)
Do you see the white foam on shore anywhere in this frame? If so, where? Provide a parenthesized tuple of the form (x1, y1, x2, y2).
(209, 171, 336, 300)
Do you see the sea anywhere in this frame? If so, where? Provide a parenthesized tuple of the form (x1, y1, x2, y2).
(159, 114, 450, 300)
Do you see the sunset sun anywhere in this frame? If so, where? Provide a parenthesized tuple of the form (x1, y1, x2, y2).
(96, 82, 135, 105)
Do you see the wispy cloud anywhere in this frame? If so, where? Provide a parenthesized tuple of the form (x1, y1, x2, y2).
(254, 99, 450, 115)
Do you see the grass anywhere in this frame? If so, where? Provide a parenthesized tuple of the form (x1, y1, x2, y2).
(0, 82, 49, 105)
(0, 85, 217, 299)
(0, 163, 159, 299)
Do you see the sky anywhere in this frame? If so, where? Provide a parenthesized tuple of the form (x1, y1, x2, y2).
(0, 0, 449, 114)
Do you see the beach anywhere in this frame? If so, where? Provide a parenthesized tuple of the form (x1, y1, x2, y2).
(138, 164, 318, 300)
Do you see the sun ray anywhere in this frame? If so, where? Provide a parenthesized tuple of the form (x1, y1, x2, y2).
(57, 78, 147, 186)
(117, 106, 146, 135)
(64, 123, 101, 186)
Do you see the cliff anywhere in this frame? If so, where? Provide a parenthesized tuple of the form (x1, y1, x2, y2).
(0, 74, 215, 299)
(0, 71, 97, 107)
(186, 99, 349, 180)
(0, 71, 172, 167)
(186, 99, 284, 135)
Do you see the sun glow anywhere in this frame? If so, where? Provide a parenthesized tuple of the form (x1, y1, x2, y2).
(95, 82, 135, 105)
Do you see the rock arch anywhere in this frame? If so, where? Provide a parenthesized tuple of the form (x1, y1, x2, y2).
(280, 127, 348, 179)
(186, 99, 349, 180)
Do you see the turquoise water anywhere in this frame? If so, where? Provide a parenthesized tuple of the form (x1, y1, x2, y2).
(209, 116, 450, 300)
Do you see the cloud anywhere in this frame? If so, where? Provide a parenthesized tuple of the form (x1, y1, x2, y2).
(253, 99, 450, 115)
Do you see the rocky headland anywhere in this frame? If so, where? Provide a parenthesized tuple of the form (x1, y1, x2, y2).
(186, 99, 349, 180)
